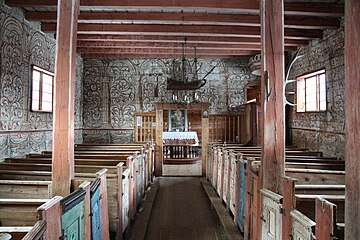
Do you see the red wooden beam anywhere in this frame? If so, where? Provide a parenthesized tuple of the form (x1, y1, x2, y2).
(6, 0, 344, 17)
(345, 0, 360, 239)
(77, 47, 257, 56)
(25, 11, 340, 30)
(41, 23, 323, 40)
(52, 0, 79, 197)
(76, 41, 298, 51)
(80, 53, 252, 59)
(76, 34, 309, 46)
(260, 0, 285, 194)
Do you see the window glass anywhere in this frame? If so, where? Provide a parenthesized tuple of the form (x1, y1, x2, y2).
(297, 69, 326, 112)
(31, 66, 54, 112)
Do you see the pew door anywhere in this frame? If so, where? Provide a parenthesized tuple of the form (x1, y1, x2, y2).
(290, 210, 316, 240)
(212, 148, 218, 188)
(61, 189, 86, 240)
(260, 189, 282, 240)
(90, 179, 102, 240)
(237, 160, 247, 232)
(122, 169, 131, 233)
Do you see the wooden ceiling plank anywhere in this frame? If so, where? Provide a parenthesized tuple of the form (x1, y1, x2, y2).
(76, 41, 298, 51)
(6, 0, 343, 17)
(76, 34, 309, 46)
(76, 47, 258, 55)
(25, 11, 339, 29)
(81, 53, 247, 59)
(41, 23, 323, 39)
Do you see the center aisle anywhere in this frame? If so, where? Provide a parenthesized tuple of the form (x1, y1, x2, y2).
(143, 177, 228, 240)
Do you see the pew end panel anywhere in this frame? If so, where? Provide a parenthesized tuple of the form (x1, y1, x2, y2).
(21, 220, 47, 240)
(290, 210, 316, 240)
(260, 189, 283, 240)
(37, 196, 63, 240)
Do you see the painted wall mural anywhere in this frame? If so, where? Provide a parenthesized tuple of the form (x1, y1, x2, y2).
(0, 3, 83, 160)
(82, 58, 255, 143)
(288, 20, 345, 158)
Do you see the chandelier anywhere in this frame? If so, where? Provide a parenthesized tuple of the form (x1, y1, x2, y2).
(167, 39, 216, 91)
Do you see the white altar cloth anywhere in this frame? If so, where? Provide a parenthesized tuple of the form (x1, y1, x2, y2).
(163, 131, 199, 144)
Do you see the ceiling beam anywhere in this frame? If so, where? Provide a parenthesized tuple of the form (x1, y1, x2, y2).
(41, 23, 323, 39)
(25, 11, 339, 29)
(76, 47, 258, 55)
(76, 34, 309, 46)
(76, 41, 298, 51)
(6, 0, 344, 17)
(81, 53, 245, 59)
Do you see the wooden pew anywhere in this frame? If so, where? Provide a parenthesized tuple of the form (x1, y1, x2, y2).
(0, 199, 49, 239)
(22, 220, 46, 240)
(214, 150, 344, 222)
(0, 167, 118, 239)
(281, 177, 345, 240)
(242, 160, 345, 240)
(0, 142, 151, 240)
(0, 168, 110, 240)
(0, 180, 51, 199)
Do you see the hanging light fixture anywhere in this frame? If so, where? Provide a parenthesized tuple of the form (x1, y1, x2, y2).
(167, 38, 216, 90)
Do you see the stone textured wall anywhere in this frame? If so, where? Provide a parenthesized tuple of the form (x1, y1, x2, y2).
(82, 58, 255, 143)
(0, 3, 83, 160)
(288, 21, 345, 158)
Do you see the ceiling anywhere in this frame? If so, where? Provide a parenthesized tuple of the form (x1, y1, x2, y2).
(5, 0, 344, 59)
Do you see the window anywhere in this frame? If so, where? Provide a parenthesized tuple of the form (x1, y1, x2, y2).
(297, 69, 326, 112)
(31, 66, 54, 112)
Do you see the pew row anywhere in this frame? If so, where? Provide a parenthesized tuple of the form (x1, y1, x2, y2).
(0, 168, 110, 240)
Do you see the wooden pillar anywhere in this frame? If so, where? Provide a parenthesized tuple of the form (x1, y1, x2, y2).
(260, 0, 285, 194)
(202, 109, 209, 176)
(155, 103, 163, 176)
(345, 0, 360, 238)
(52, 0, 80, 197)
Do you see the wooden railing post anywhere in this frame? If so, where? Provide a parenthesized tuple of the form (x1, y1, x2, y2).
(282, 176, 297, 240)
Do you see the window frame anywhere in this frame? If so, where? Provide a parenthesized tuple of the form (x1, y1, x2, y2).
(296, 69, 327, 113)
(31, 65, 54, 113)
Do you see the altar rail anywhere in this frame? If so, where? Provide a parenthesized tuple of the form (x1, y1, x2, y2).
(163, 145, 200, 160)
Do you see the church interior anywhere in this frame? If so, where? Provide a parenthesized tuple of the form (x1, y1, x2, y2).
(0, 0, 359, 239)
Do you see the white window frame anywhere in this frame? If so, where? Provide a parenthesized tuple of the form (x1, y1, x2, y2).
(296, 69, 326, 113)
(31, 65, 54, 112)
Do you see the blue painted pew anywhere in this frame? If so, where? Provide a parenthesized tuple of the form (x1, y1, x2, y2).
(61, 188, 86, 240)
(90, 178, 102, 240)
(237, 160, 247, 233)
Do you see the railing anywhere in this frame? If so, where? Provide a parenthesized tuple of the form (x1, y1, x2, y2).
(163, 144, 200, 160)
(209, 102, 261, 145)
(134, 112, 156, 143)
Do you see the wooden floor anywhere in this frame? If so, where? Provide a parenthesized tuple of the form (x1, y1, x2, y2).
(138, 177, 228, 240)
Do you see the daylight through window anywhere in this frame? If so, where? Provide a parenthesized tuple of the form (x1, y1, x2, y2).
(297, 69, 326, 112)
(31, 66, 54, 112)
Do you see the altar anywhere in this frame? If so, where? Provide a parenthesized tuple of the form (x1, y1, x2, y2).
(154, 102, 210, 177)
(163, 131, 199, 145)
(163, 131, 200, 160)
